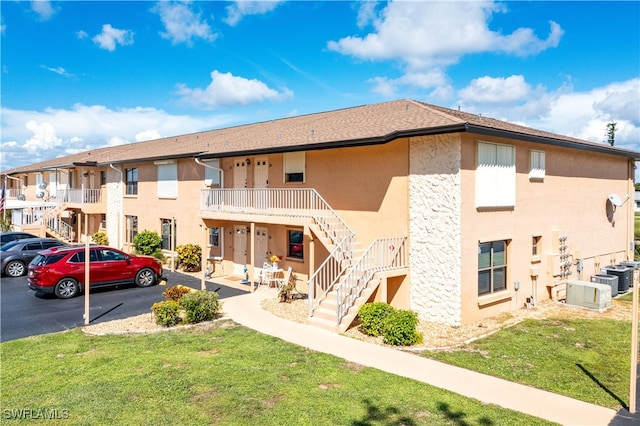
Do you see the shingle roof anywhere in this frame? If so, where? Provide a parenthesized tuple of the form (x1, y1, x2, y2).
(3, 99, 638, 174)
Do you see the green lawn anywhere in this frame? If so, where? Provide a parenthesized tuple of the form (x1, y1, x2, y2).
(422, 307, 635, 410)
(0, 322, 554, 426)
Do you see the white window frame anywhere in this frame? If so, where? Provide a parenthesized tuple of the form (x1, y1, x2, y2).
(284, 152, 305, 183)
(529, 150, 545, 181)
(156, 161, 178, 199)
(476, 141, 515, 208)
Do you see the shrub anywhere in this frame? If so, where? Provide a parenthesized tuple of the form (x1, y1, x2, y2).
(176, 243, 202, 272)
(151, 301, 181, 327)
(382, 310, 423, 346)
(358, 302, 396, 336)
(180, 290, 221, 324)
(133, 230, 162, 256)
(151, 248, 166, 263)
(162, 285, 192, 302)
(92, 231, 108, 245)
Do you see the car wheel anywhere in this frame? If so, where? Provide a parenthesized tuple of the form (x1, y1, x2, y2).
(135, 268, 156, 287)
(5, 260, 26, 277)
(55, 278, 79, 299)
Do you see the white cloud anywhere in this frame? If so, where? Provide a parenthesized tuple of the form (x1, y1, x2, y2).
(456, 77, 640, 153)
(92, 24, 134, 51)
(31, 0, 56, 21)
(41, 65, 75, 78)
(152, 1, 216, 46)
(0, 104, 239, 171)
(329, 1, 563, 98)
(458, 75, 533, 104)
(76, 30, 88, 39)
(176, 70, 293, 109)
(23, 121, 62, 153)
(224, 1, 284, 26)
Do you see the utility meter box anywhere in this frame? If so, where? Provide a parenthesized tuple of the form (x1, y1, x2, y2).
(566, 280, 611, 310)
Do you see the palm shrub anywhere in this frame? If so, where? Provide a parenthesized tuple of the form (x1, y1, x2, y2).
(180, 290, 221, 324)
(133, 230, 162, 256)
(176, 243, 202, 272)
(358, 302, 396, 336)
(92, 231, 108, 245)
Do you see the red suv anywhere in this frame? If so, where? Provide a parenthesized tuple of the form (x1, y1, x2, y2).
(28, 245, 163, 299)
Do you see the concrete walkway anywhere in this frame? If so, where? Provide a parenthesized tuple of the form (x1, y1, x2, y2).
(221, 287, 617, 426)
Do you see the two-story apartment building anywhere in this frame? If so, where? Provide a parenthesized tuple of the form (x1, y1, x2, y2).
(2, 99, 638, 331)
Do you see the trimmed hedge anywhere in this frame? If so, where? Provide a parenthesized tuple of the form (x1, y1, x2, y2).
(358, 302, 423, 346)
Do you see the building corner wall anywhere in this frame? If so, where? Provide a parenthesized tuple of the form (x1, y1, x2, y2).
(409, 135, 462, 326)
(106, 168, 123, 249)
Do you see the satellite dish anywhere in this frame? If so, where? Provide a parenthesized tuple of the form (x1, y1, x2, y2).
(36, 190, 45, 199)
(17, 194, 26, 201)
(608, 193, 623, 207)
(38, 182, 48, 190)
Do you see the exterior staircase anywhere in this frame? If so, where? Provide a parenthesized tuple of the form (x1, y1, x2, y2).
(307, 213, 407, 333)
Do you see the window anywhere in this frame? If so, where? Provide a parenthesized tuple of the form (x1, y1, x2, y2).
(529, 150, 545, 181)
(209, 227, 219, 246)
(125, 215, 138, 243)
(288, 229, 303, 260)
(476, 142, 515, 208)
(125, 168, 138, 195)
(161, 218, 176, 250)
(100, 214, 107, 229)
(532, 236, 541, 257)
(97, 249, 126, 261)
(100, 170, 107, 185)
(284, 152, 305, 183)
(478, 240, 507, 295)
(156, 162, 178, 198)
(69, 250, 99, 263)
(204, 159, 221, 186)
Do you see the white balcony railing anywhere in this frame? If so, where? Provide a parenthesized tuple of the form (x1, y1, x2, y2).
(54, 188, 103, 204)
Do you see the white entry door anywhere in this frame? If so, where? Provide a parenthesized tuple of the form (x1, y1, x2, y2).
(233, 159, 247, 188)
(233, 225, 247, 275)
(254, 157, 268, 188)
(254, 227, 269, 269)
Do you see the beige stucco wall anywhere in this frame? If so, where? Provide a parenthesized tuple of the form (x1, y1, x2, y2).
(459, 134, 635, 324)
(408, 134, 463, 325)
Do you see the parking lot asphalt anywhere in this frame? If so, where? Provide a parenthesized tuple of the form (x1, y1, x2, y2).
(0, 270, 248, 342)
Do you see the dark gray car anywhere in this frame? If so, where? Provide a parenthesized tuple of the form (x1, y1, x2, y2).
(1, 238, 67, 277)
(0, 232, 39, 247)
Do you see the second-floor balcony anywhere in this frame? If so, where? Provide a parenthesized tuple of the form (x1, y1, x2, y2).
(54, 188, 105, 213)
(201, 188, 336, 219)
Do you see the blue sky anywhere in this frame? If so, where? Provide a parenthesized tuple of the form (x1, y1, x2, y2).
(1, 1, 639, 178)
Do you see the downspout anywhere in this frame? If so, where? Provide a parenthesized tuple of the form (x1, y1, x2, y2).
(194, 158, 224, 189)
(109, 164, 124, 250)
(194, 158, 225, 270)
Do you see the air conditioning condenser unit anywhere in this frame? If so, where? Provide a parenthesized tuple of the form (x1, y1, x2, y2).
(566, 280, 611, 311)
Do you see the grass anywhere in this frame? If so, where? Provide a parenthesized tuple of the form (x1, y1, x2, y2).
(0, 322, 554, 426)
(423, 306, 634, 410)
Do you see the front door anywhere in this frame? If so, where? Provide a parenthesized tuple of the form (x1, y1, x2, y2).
(233, 225, 247, 275)
(233, 159, 247, 188)
(254, 227, 269, 269)
(254, 157, 268, 188)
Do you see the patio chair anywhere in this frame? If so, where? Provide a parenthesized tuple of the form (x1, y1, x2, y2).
(274, 266, 293, 291)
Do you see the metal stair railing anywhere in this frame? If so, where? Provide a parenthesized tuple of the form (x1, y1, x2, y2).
(335, 237, 407, 325)
(200, 188, 356, 312)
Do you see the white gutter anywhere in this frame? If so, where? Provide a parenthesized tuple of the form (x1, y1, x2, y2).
(194, 158, 225, 274)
